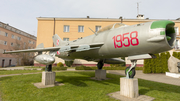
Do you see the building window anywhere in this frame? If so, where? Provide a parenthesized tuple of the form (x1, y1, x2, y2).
(5, 32, 8, 37)
(11, 35, 14, 39)
(78, 26, 84, 32)
(64, 25, 69, 32)
(33, 41, 35, 44)
(24, 42, 26, 48)
(63, 38, 69, 41)
(11, 43, 13, 46)
(17, 44, 20, 48)
(17, 36, 21, 40)
(175, 40, 180, 49)
(29, 40, 31, 43)
(96, 26, 101, 32)
(175, 27, 179, 35)
(4, 41, 7, 45)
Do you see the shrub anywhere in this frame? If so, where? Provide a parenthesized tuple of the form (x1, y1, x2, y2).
(143, 59, 151, 73)
(75, 66, 143, 70)
(154, 54, 161, 73)
(75, 65, 96, 70)
(165, 52, 170, 72)
(173, 52, 178, 58)
(65, 61, 74, 67)
(160, 52, 167, 73)
(177, 52, 180, 60)
(42, 66, 67, 71)
(57, 62, 64, 67)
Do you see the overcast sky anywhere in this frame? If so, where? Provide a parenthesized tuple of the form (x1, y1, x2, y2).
(0, 0, 180, 37)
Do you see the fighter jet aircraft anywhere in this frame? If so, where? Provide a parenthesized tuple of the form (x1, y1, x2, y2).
(4, 20, 176, 78)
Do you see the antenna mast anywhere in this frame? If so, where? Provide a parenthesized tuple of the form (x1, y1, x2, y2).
(137, 2, 139, 15)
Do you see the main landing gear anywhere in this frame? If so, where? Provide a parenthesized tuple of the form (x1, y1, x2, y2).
(97, 60, 104, 70)
(45, 64, 52, 72)
(125, 60, 137, 78)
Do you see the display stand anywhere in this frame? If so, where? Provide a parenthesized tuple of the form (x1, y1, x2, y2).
(34, 71, 64, 88)
(95, 69, 106, 80)
(120, 77, 139, 98)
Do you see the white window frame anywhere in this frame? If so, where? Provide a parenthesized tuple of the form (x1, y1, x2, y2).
(95, 26, 101, 32)
(63, 38, 69, 41)
(175, 27, 179, 35)
(78, 26, 84, 32)
(64, 25, 70, 32)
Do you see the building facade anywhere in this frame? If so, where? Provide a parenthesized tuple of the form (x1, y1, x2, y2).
(0, 21, 36, 67)
(35, 17, 180, 66)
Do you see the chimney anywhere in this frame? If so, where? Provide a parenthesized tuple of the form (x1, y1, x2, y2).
(137, 14, 144, 19)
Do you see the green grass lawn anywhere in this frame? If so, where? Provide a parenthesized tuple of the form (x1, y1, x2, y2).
(0, 70, 42, 75)
(0, 72, 180, 101)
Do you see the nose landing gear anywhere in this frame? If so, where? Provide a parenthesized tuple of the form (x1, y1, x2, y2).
(97, 60, 104, 70)
(125, 60, 137, 78)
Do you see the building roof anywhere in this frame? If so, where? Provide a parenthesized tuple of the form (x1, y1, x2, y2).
(36, 17, 180, 22)
(0, 21, 36, 40)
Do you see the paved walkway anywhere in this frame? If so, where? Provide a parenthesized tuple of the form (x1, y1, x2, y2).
(0, 67, 41, 70)
(107, 70, 180, 86)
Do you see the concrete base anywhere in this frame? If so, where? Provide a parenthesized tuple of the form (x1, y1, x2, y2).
(34, 81, 64, 88)
(42, 71, 55, 85)
(120, 77, 139, 98)
(108, 91, 155, 101)
(95, 69, 106, 80)
(166, 72, 180, 78)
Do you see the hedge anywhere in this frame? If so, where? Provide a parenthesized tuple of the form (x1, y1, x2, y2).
(42, 66, 67, 71)
(143, 52, 171, 73)
(75, 65, 143, 70)
(65, 61, 74, 67)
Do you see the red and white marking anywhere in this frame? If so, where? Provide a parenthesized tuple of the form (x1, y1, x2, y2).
(57, 51, 60, 55)
(56, 39, 59, 46)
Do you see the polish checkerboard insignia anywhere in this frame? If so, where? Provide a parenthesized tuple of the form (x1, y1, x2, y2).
(56, 39, 59, 45)
(57, 51, 60, 55)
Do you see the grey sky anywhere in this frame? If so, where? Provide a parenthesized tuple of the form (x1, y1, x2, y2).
(0, 0, 179, 36)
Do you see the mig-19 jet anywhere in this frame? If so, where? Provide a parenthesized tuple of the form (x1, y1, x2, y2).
(4, 20, 176, 78)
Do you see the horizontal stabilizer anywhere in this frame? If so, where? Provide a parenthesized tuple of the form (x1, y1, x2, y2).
(36, 43, 44, 49)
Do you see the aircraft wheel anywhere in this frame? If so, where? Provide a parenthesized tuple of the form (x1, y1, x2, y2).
(97, 61, 104, 70)
(125, 66, 136, 78)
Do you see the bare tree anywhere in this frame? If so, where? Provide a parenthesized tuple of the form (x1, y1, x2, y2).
(9, 38, 35, 66)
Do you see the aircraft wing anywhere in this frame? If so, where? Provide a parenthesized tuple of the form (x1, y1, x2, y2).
(3, 47, 60, 54)
(3, 42, 104, 54)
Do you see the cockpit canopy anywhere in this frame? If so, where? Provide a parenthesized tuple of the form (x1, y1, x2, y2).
(97, 23, 128, 33)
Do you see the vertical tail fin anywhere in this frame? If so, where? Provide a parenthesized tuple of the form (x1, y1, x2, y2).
(52, 34, 67, 47)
